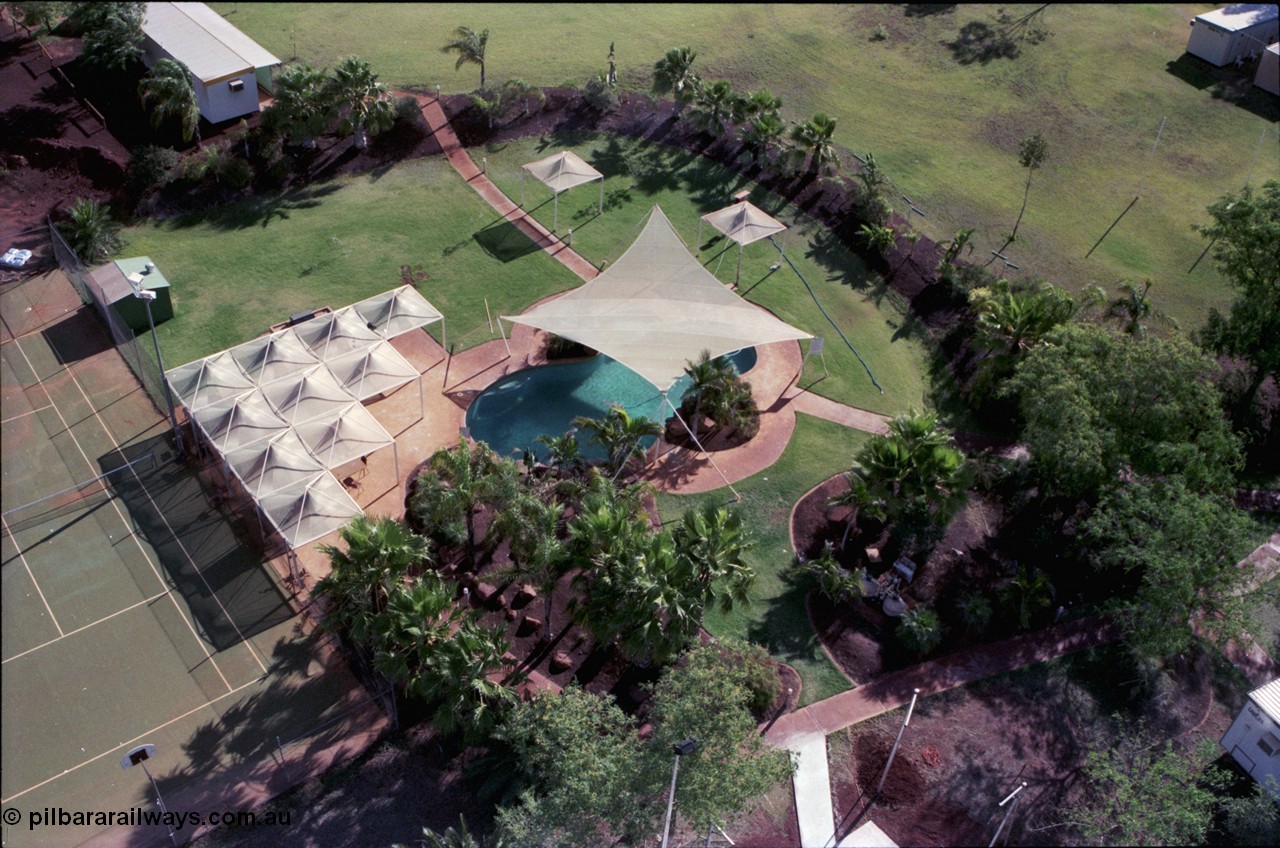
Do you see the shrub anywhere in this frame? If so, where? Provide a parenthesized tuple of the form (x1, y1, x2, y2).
(897, 607, 942, 656)
(871, 25, 889, 42)
(393, 94, 422, 123)
(58, 198, 123, 263)
(954, 592, 992, 633)
(126, 146, 178, 199)
(581, 74, 618, 113)
(717, 638, 783, 720)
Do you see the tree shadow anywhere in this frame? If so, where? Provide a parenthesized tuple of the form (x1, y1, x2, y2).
(473, 219, 546, 262)
(167, 182, 344, 231)
(903, 4, 957, 16)
(945, 21, 1021, 65)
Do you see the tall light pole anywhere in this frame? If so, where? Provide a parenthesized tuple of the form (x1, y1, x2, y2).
(129, 274, 184, 457)
(875, 688, 920, 798)
(988, 780, 1028, 847)
(660, 738, 698, 848)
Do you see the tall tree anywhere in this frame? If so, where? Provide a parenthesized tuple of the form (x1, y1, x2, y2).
(494, 493, 568, 641)
(1105, 279, 1177, 339)
(265, 63, 333, 148)
(1081, 478, 1258, 659)
(410, 439, 519, 566)
(652, 46, 700, 112)
(1010, 131, 1047, 239)
(789, 112, 839, 176)
(137, 58, 200, 143)
(76, 1, 144, 71)
(57, 198, 123, 264)
(731, 88, 782, 125)
(503, 77, 542, 117)
(1195, 180, 1280, 411)
(441, 26, 490, 88)
(573, 404, 662, 476)
(690, 79, 736, 136)
(739, 112, 787, 167)
(1006, 323, 1243, 499)
(681, 350, 735, 439)
(327, 56, 396, 150)
(969, 277, 1080, 391)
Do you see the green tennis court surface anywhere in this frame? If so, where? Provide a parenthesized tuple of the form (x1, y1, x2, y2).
(2, 273, 382, 848)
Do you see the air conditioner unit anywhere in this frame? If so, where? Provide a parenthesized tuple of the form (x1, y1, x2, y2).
(229, 79, 244, 92)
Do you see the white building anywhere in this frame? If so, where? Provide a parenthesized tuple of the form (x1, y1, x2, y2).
(1186, 4, 1279, 67)
(1256, 43, 1280, 95)
(140, 2, 282, 125)
(1221, 677, 1280, 799)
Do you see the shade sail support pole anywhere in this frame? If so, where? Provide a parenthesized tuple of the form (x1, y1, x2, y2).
(697, 219, 703, 258)
(496, 317, 512, 358)
(520, 171, 525, 208)
(393, 442, 399, 481)
(418, 374, 424, 421)
(663, 392, 740, 501)
(736, 243, 743, 286)
(553, 190, 559, 232)
(440, 317, 448, 354)
(599, 178, 603, 216)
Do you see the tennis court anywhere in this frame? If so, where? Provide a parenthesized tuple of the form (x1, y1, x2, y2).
(1, 271, 387, 848)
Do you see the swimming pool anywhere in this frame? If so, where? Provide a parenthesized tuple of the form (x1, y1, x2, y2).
(465, 348, 757, 462)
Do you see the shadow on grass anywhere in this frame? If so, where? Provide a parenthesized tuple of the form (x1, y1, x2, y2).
(473, 219, 546, 263)
(167, 182, 345, 231)
(945, 20, 1021, 65)
(1165, 54, 1280, 122)
(746, 563, 830, 670)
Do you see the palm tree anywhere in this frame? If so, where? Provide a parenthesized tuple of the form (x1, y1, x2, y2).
(573, 404, 663, 476)
(469, 86, 508, 129)
(424, 621, 518, 743)
(1001, 565, 1054, 630)
(789, 112, 840, 177)
(739, 113, 787, 167)
(859, 223, 896, 254)
(327, 56, 396, 150)
(315, 516, 433, 642)
(1105, 279, 1177, 338)
(681, 350, 734, 439)
(672, 503, 755, 615)
(266, 63, 333, 148)
(732, 89, 782, 125)
(970, 279, 1079, 387)
(940, 227, 976, 270)
(441, 26, 490, 89)
(691, 79, 736, 136)
(503, 78, 543, 117)
(535, 431, 585, 477)
(652, 46, 700, 111)
(494, 494, 568, 641)
(58, 198, 123, 264)
(1011, 131, 1048, 240)
(828, 471, 886, 548)
(420, 439, 519, 567)
(138, 58, 200, 143)
(370, 576, 463, 688)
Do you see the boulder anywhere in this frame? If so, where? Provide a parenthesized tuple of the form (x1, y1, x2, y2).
(550, 651, 573, 673)
(512, 584, 538, 608)
(518, 615, 543, 637)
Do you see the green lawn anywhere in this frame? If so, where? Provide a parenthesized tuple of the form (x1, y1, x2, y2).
(121, 157, 580, 368)
(211, 2, 1279, 331)
(482, 135, 929, 415)
(656, 414, 874, 706)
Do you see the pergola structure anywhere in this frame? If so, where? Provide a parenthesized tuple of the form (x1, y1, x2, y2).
(164, 286, 441, 562)
(521, 151, 604, 232)
(698, 200, 788, 285)
(504, 206, 811, 495)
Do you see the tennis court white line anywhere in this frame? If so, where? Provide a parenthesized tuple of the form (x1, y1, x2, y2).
(57, 345, 271, 678)
(7, 335, 235, 694)
(0, 673, 265, 804)
(0, 514, 65, 639)
(0, 403, 53, 424)
(1, 588, 171, 665)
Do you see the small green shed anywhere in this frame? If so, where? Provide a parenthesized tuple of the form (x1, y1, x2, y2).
(89, 256, 174, 333)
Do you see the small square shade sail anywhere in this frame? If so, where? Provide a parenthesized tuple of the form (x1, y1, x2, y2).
(353, 285, 443, 339)
(257, 472, 363, 550)
(294, 402, 394, 469)
(166, 351, 254, 412)
(293, 307, 381, 362)
(230, 328, 320, 386)
(504, 206, 811, 392)
(191, 388, 289, 454)
(521, 151, 603, 193)
(326, 341, 418, 402)
(261, 366, 358, 426)
(224, 430, 326, 500)
(701, 201, 787, 246)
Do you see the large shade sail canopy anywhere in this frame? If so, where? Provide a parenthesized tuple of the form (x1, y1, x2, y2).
(521, 151, 604, 231)
(293, 307, 381, 362)
(230, 328, 320, 386)
(225, 430, 326, 500)
(353, 285, 443, 339)
(261, 366, 358, 426)
(504, 206, 811, 392)
(294, 402, 395, 470)
(257, 472, 363, 550)
(166, 351, 253, 412)
(191, 389, 288, 454)
(327, 341, 419, 402)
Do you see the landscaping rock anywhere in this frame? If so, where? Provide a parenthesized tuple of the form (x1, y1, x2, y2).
(518, 615, 542, 637)
(512, 584, 538, 608)
(473, 582, 499, 605)
(550, 651, 573, 673)
(504, 608, 518, 622)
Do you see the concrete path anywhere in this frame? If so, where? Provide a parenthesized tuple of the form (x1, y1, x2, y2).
(789, 733, 838, 848)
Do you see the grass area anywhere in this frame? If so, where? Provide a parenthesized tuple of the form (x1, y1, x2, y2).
(482, 134, 929, 415)
(655, 413, 874, 706)
(120, 157, 580, 368)
(212, 3, 1278, 332)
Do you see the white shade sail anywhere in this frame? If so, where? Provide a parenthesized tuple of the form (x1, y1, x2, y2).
(257, 472, 363, 550)
(230, 328, 320, 386)
(503, 206, 811, 392)
(294, 402, 395, 469)
(293, 307, 382, 362)
(701, 201, 787, 246)
(191, 389, 289, 454)
(326, 341, 419, 402)
(522, 151, 602, 193)
(165, 351, 254, 412)
(353, 285, 443, 339)
(224, 430, 326, 500)
(261, 366, 358, 426)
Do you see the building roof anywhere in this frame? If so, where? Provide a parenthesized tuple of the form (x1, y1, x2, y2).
(142, 2, 281, 84)
(1195, 4, 1279, 33)
(1251, 678, 1280, 723)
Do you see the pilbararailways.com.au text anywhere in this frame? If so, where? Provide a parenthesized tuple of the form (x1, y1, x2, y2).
(3, 806, 292, 832)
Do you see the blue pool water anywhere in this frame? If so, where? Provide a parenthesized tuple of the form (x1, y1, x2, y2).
(465, 348, 757, 461)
